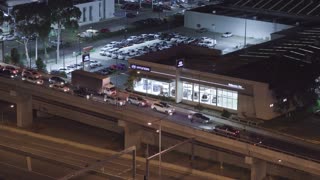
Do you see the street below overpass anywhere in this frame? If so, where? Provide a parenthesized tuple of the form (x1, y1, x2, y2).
(0, 123, 237, 180)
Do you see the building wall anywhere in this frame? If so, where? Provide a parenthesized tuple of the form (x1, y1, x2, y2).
(184, 11, 292, 40)
(129, 59, 280, 120)
(76, 0, 114, 26)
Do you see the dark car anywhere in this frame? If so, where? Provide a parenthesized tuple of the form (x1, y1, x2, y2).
(127, 95, 148, 106)
(4, 66, 19, 75)
(0, 69, 17, 78)
(249, 133, 263, 145)
(73, 88, 89, 98)
(100, 28, 110, 33)
(126, 12, 136, 18)
(214, 125, 240, 137)
(188, 113, 211, 124)
(49, 76, 67, 85)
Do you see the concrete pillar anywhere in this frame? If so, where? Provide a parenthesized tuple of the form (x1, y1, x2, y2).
(16, 96, 33, 128)
(118, 120, 142, 150)
(245, 157, 267, 180)
(175, 69, 183, 103)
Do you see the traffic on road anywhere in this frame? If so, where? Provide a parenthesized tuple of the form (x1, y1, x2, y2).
(0, 61, 320, 163)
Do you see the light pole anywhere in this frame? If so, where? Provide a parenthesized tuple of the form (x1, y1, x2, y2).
(147, 115, 170, 179)
(244, 17, 247, 48)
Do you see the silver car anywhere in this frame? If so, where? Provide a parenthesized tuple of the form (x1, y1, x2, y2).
(104, 96, 126, 106)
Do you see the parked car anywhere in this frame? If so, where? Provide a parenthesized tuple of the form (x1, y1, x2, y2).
(50, 40, 65, 47)
(49, 84, 70, 92)
(151, 102, 175, 115)
(196, 28, 208, 33)
(25, 76, 44, 85)
(214, 125, 240, 137)
(222, 32, 233, 38)
(104, 95, 126, 106)
(188, 113, 212, 124)
(100, 28, 110, 33)
(127, 95, 148, 106)
(49, 76, 67, 85)
(3, 34, 16, 41)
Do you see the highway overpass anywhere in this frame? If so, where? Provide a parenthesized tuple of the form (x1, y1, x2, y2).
(0, 76, 319, 180)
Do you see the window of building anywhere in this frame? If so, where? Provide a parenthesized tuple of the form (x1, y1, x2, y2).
(217, 88, 238, 110)
(134, 78, 174, 97)
(89, 6, 93, 21)
(183, 82, 193, 101)
(182, 81, 238, 110)
(83, 7, 86, 22)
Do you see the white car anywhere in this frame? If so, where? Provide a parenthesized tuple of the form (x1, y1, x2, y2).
(222, 32, 233, 38)
(49, 84, 70, 92)
(25, 76, 44, 85)
(104, 95, 126, 106)
(151, 102, 175, 115)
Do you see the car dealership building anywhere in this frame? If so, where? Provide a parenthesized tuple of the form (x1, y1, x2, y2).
(128, 45, 281, 120)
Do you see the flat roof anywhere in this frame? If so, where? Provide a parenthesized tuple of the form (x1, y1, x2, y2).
(132, 26, 320, 87)
(189, 4, 315, 26)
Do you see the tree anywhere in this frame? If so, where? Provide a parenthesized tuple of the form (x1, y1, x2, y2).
(13, 3, 51, 67)
(10, 48, 20, 65)
(36, 5, 51, 61)
(36, 57, 46, 72)
(4, 54, 10, 64)
(48, 0, 81, 68)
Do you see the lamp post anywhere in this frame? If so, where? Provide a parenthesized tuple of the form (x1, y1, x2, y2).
(244, 17, 247, 48)
(147, 115, 169, 179)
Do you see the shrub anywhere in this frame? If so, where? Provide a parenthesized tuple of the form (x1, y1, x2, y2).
(221, 109, 231, 118)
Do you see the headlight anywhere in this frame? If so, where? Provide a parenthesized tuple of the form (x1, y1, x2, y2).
(37, 81, 41, 84)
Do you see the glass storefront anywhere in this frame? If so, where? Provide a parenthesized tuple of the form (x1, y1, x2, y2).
(134, 78, 238, 110)
(182, 81, 238, 110)
(134, 78, 175, 97)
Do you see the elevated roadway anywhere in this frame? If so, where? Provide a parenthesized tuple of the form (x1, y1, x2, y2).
(0, 76, 319, 179)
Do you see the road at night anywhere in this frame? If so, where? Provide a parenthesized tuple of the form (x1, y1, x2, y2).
(0, 127, 225, 180)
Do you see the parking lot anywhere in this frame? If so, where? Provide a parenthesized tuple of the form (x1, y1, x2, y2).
(47, 25, 268, 90)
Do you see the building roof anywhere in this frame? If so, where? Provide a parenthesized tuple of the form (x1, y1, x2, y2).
(132, 25, 320, 87)
(190, 4, 318, 26)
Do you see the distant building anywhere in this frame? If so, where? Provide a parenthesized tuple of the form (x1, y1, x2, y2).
(74, 0, 114, 26)
(0, 0, 114, 26)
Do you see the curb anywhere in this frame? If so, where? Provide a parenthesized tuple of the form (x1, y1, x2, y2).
(0, 125, 234, 180)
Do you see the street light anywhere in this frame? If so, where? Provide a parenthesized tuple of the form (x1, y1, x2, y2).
(147, 115, 169, 179)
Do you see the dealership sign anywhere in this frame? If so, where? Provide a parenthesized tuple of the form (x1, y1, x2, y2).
(130, 64, 151, 72)
(176, 59, 184, 68)
(82, 54, 90, 62)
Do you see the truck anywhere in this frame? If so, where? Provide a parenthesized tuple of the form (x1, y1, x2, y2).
(71, 70, 116, 95)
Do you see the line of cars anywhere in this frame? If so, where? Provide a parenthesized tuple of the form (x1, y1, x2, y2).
(0, 64, 70, 93)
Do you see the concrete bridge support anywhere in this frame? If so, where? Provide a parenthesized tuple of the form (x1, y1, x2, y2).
(16, 96, 33, 128)
(246, 156, 267, 180)
(119, 120, 142, 150)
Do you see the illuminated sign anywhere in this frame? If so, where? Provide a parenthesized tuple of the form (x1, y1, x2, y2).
(228, 83, 243, 89)
(130, 64, 151, 72)
(176, 59, 184, 68)
(82, 54, 90, 62)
